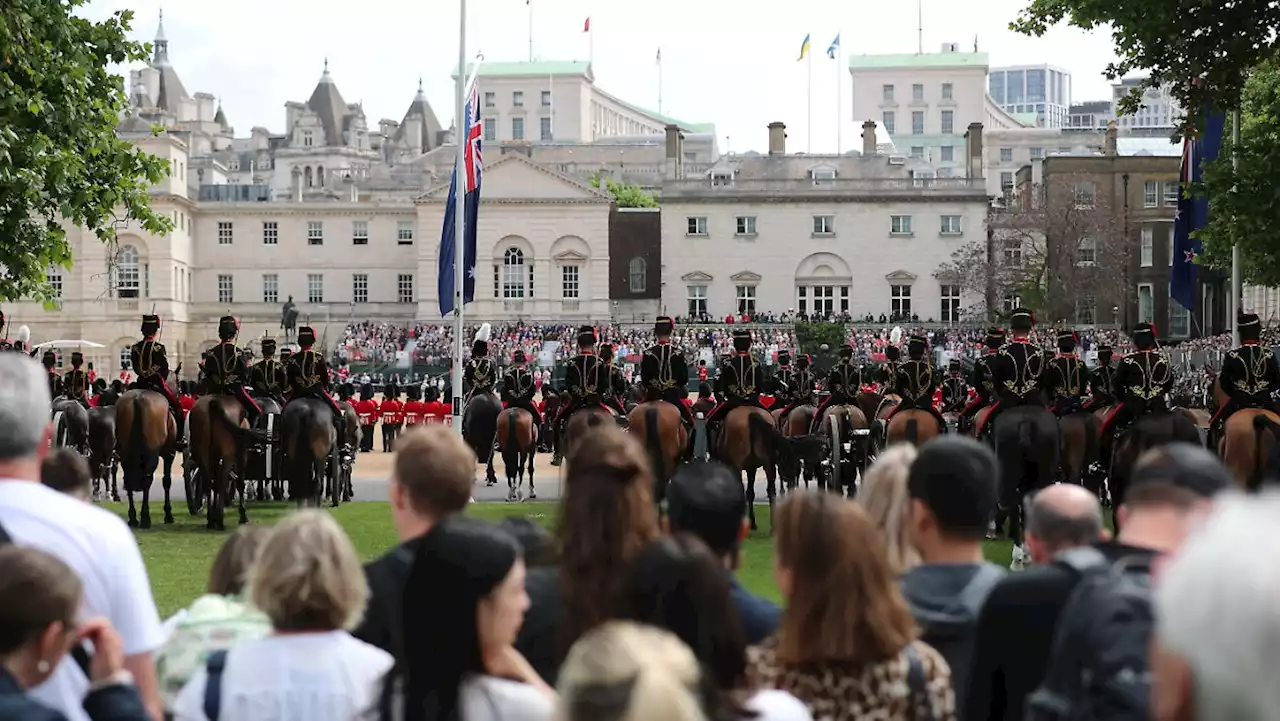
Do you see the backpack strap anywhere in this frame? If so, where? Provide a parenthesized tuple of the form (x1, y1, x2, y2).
(957, 564, 1006, 615)
(905, 643, 935, 721)
(203, 650, 229, 721)
(1052, 545, 1109, 576)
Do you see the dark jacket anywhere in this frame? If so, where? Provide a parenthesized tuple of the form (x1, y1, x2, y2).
(728, 575, 781, 645)
(0, 666, 150, 721)
(352, 536, 426, 661)
(515, 565, 566, 686)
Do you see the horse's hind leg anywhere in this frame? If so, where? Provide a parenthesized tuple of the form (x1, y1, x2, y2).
(526, 450, 536, 500)
(744, 467, 758, 531)
(140, 483, 153, 530)
(161, 452, 175, 524)
(111, 461, 120, 502)
(126, 489, 138, 528)
(764, 464, 778, 532)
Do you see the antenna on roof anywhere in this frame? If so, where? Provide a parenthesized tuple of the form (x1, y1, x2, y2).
(917, 0, 923, 54)
(974, 35, 979, 52)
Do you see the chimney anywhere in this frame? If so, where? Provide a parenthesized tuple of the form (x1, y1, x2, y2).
(290, 166, 303, 202)
(767, 122, 787, 155)
(861, 120, 877, 156)
(344, 174, 357, 202)
(964, 122, 984, 179)
(664, 124, 685, 180)
(1104, 120, 1118, 156)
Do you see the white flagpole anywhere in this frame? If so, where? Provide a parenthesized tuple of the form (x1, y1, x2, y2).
(807, 45, 812, 153)
(1231, 109, 1241, 345)
(836, 42, 842, 154)
(658, 48, 664, 115)
(526, 0, 532, 61)
(451, 0, 467, 436)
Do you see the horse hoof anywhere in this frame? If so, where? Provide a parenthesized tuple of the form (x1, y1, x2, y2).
(164, 516, 174, 525)
(140, 519, 151, 531)
(239, 517, 250, 525)
(127, 518, 138, 529)
(528, 492, 537, 500)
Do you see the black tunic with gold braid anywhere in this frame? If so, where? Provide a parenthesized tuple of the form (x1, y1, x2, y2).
(707, 353, 765, 426)
(201, 342, 250, 391)
(62, 368, 92, 406)
(130, 339, 171, 386)
(892, 359, 937, 410)
(941, 375, 968, 411)
(463, 357, 497, 396)
(1046, 354, 1091, 416)
(1219, 344, 1280, 410)
(501, 365, 543, 424)
(989, 340, 1050, 407)
(640, 343, 688, 403)
(1115, 350, 1173, 413)
(1089, 363, 1118, 405)
(563, 353, 603, 409)
(250, 357, 288, 400)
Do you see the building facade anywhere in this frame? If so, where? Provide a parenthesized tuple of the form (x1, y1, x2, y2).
(988, 64, 1072, 128)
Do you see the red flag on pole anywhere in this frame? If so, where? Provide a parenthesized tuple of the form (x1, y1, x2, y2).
(583, 16, 590, 32)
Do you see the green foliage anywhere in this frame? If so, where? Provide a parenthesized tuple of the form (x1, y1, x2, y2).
(794, 322, 847, 356)
(1199, 59, 1280, 285)
(0, 2, 172, 303)
(588, 173, 658, 208)
(1011, 0, 1280, 135)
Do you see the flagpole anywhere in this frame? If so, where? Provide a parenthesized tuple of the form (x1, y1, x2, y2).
(807, 46, 812, 153)
(527, 0, 533, 62)
(836, 43, 842, 154)
(451, 0, 467, 436)
(1231, 108, 1242, 346)
(658, 48, 664, 115)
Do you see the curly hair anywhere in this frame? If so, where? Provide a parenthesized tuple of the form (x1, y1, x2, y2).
(557, 425, 660, 653)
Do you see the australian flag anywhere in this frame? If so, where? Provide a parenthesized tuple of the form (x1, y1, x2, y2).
(1169, 108, 1226, 312)
(438, 83, 483, 317)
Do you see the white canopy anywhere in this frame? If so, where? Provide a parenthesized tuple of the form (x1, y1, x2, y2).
(31, 340, 106, 349)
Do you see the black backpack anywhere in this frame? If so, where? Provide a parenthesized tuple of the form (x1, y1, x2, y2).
(1025, 547, 1155, 721)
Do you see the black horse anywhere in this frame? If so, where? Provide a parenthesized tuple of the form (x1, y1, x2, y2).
(992, 405, 1060, 568)
(463, 391, 503, 486)
(279, 399, 336, 508)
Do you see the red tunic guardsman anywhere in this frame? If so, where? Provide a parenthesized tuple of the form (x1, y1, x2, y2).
(285, 326, 347, 444)
(62, 351, 92, 408)
(501, 350, 543, 425)
(402, 384, 427, 426)
(130, 314, 186, 447)
(982, 309, 1050, 440)
(959, 328, 1006, 434)
(199, 315, 263, 426)
(1046, 330, 1091, 417)
(1098, 322, 1174, 469)
(379, 382, 403, 452)
(355, 382, 378, 450)
(1208, 312, 1280, 447)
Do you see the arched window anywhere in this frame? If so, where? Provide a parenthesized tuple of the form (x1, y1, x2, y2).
(304, 166, 313, 188)
(502, 247, 526, 299)
(118, 347, 131, 372)
(317, 166, 325, 187)
(629, 257, 647, 293)
(115, 245, 140, 298)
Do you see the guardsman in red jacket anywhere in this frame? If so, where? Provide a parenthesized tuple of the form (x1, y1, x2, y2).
(379, 381, 404, 452)
(402, 384, 426, 427)
(355, 382, 378, 453)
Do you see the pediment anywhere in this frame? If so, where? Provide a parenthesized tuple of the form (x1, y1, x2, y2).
(730, 270, 762, 282)
(885, 269, 918, 282)
(682, 271, 714, 282)
(416, 153, 611, 202)
(554, 249, 588, 262)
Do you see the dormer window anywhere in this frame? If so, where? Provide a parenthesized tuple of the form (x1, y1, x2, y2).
(811, 167, 837, 186)
(710, 172, 734, 188)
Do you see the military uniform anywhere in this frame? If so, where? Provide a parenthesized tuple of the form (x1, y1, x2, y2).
(811, 347, 859, 434)
(355, 383, 378, 453)
(705, 330, 766, 429)
(501, 351, 543, 425)
(959, 329, 1006, 433)
(940, 360, 969, 413)
(774, 352, 815, 426)
(1099, 322, 1173, 463)
(884, 336, 947, 431)
(1046, 330, 1091, 417)
(249, 338, 288, 404)
(1083, 346, 1118, 411)
(879, 345, 903, 388)
(1209, 312, 1280, 441)
(556, 326, 606, 424)
(984, 310, 1050, 436)
(463, 334, 497, 400)
(639, 316, 694, 428)
(285, 326, 346, 441)
(42, 351, 62, 400)
(598, 343, 628, 416)
(200, 316, 263, 425)
(62, 352, 92, 408)
(130, 314, 186, 443)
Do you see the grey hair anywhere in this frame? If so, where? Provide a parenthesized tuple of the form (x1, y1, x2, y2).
(1024, 487, 1103, 551)
(1156, 490, 1280, 721)
(0, 353, 50, 460)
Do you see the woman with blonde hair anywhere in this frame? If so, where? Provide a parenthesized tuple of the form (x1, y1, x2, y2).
(173, 510, 392, 721)
(748, 491, 954, 721)
(858, 444, 922, 574)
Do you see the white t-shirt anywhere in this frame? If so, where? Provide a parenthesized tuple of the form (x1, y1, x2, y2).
(459, 675, 553, 721)
(746, 689, 814, 721)
(173, 631, 394, 721)
(0, 479, 164, 721)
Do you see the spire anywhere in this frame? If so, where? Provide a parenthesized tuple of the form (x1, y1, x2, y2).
(415, 76, 426, 101)
(320, 57, 331, 83)
(153, 8, 169, 66)
(214, 97, 228, 128)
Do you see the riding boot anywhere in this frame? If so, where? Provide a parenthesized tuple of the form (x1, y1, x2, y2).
(172, 410, 186, 451)
(550, 421, 563, 466)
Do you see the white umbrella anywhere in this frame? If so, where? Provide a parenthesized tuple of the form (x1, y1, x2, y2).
(31, 340, 106, 349)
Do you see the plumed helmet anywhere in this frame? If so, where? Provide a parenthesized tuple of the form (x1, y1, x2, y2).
(141, 314, 160, 336)
(889, 326, 903, 346)
(217, 315, 239, 341)
(71, 351, 84, 366)
(15, 325, 30, 344)
(577, 325, 597, 347)
(261, 338, 277, 355)
(513, 349, 526, 363)
(907, 335, 927, 359)
(732, 329, 752, 352)
(1010, 307, 1035, 332)
(1132, 322, 1157, 349)
(41, 350, 56, 367)
(297, 326, 317, 347)
(1056, 329, 1077, 351)
(472, 323, 492, 356)
(654, 316, 674, 336)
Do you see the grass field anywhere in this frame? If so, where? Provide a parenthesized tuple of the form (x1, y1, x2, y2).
(102, 502, 1017, 618)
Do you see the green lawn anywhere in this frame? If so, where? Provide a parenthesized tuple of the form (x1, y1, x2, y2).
(103, 502, 1016, 618)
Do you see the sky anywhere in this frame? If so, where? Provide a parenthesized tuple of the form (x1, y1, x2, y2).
(82, 0, 1126, 155)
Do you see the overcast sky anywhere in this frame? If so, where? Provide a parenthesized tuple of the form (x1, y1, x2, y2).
(83, 0, 1124, 154)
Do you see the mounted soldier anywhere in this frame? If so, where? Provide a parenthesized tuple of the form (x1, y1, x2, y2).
(41, 350, 62, 400)
(130, 314, 185, 447)
(811, 344, 857, 433)
(63, 352, 92, 409)
(501, 350, 542, 426)
(773, 350, 814, 428)
(1083, 344, 1118, 411)
(285, 325, 346, 443)
(940, 358, 968, 413)
(880, 340, 903, 386)
(1208, 312, 1280, 448)
(984, 309, 1049, 436)
(550, 326, 606, 465)
(639, 315, 694, 430)
(1047, 330, 1091, 417)
(958, 328, 1005, 434)
(884, 335, 947, 433)
(249, 337, 288, 405)
(705, 329, 765, 447)
(598, 341, 628, 416)
(463, 323, 497, 400)
(1099, 322, 1173, 469)
(199, 315, 263, 427)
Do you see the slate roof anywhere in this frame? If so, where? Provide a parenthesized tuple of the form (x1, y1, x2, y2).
(307, 61, 349, 147)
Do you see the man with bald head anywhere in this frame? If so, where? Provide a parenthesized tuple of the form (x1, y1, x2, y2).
(1023, 483, 1105, 565)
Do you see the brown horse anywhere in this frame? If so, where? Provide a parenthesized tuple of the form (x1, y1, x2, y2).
(189, 395, 250, 531)
(628, 401, 688, 504)
(1219, 408, 1280, 489)
(718, 405, 793, 530)
(114, 390, 177, 529)
(496, 407, 539, 501)
(563, 405, 618, 463)
(772, 404, 815, 491)
(968, 405, 995, 441)
(886, 409, 943, 447)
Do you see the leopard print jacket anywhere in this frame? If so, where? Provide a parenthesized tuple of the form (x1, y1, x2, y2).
(746, 637, 955, 721)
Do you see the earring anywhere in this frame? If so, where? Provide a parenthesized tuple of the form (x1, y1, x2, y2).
(36, 660, 50, 674)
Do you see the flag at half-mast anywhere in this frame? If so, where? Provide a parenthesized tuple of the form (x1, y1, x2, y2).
(826, 34, 841, 59)
(438, 82, 483, 317)
(1169, 107, 1225, 312)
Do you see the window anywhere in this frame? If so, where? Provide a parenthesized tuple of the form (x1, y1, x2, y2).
(541, 90, 551, 106)
(891, 284, 912, 316)
(999, 147, 1014, 163)
(397, 221, 414, 244)
(1003, 293, 1022, 312)
(1138, 283, 1154, 323)
(304, 166, 313, 188)
(840, 285, 849, 313)
(736, 285, 757, 315)
(307, 273, 324, 303)
(812, 168, 836, 185)
(118, 348, 130, 372)
(939, 145, 954, 162)
(512, 117, 525, 141)
(502, 247, 526, 299)
(629, 257, 647, 292)
(262, 274, 278, 303)
(561, 265, 580, 299)
(352, 220, 368, 245)
(217, 221, 233, 245)
(941, 110, 954, 134)
(1169, 285, 1191, 336)
(114, 245, 139, 298)
(940, 215, 962, 234)
(306, 221, 323, 245)
(890, 215, 912, 234)
(882, 111, 895, 134)
(1077, 236, 1097, 266)
(812, 215, 835, 235)
(1075, 296, 1097, 325)
(940, 284, 961, 322)
(483, 118, 496, 142)
(882, 84, 894, 102)
(396, 274, 414, 304)
(912, 83, 924, 101)
(540, 117, 552, 141)
(263, 221, 278, 245)
(47, 268, 62, 299)
(1030, 147, 1043, 160)
(687, 285, 707, 316)
(214, 273, 232, 304)
(1144, 180, 1159, 207)
(1074, 181, 1096, 207)
(797, 286, 807, 314)
(911, 146, 924, 160)
(735, 216, 757, 235)
(512, 91, 523, 107)
(352, 273, 368, 304)
(686, 217, 707, 235)
(911, 111, 924, 135)
(811, 286, 834, 316)
(302, 132, 313, 147)
(1003, 236, 1023, 265)
(484, 91, 495, 107)
(941, 82, 953, 100)
(1164, 181, 1180, 205)
(1141, 226, 1154, 267)
(1000, 172, 1014, 193)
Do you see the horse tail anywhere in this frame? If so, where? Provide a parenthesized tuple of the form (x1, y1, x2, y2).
(642, 407, 666, 486)
(748, 410, 791, 468)
(209, 398, 252, 445)
(502, 410, 520, 471)
(122, 396, 146, 491)
(1019, 416, 1035, 456)
(905, 417, 918, 445)
(1252, 414, 1276, 490)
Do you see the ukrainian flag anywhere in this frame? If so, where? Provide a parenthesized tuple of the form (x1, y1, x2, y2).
(797, 34, 811, 61)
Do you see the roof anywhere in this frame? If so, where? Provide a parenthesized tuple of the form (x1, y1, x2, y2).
(848, 51, 989, 70)
(1116, 137, 1181, 157)
(393, 82, 445, 152)
(453, 61, 593, 79)
(307, 63, 349, 147)
(621, 102, 715, 135)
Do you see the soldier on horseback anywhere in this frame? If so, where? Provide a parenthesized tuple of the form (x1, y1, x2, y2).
(250, 337, 288, 405)
(131, 314, 186, 448)
(1099, 322, 1173, 469)
(551, 326, 606, 465)
(879, 341, 903, 386)
(1208, 312, 1280, 448)
(63, 352, 92, 408)
(41, 350, 62, 399)
(1047, 330, 1091, 417)
(501, 350, 542, 426)
(958, 328, 1005, 434)
(983, 309, 1049, 438)
(811, 344, 857, 434)
(940, 359, 968, 413)
(598, 342, 628, 417)
(884, 336, 947, 433)
(200, 315, 263, 427)
(705, 330, 765, 450)
(773, 351, 814, 427)
(463, 324, 497, 400)
(640, 315, 695, 431)
(285, 326, 347, 444)
(1083, 344, 1118, 411)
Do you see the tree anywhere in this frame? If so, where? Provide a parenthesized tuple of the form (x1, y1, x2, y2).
(935, 173, 1126, 325)
(1011, 0, 1280, 135)
(0, 2, 171, 304)
(1199, 59, 1280, 285)
(588, 173, 658, 208)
